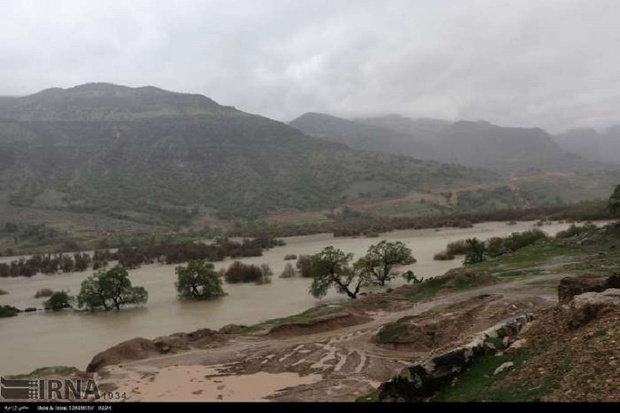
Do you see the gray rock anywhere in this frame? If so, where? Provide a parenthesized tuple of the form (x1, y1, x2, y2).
(494, 362, 514, 376)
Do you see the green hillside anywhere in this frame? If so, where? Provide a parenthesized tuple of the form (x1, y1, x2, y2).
(0, 84, 494, 229)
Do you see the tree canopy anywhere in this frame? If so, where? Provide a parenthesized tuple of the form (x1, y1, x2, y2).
(309, 246, 368, 299)
(464, 238, 486, 265)
(44, 290, 74, 311)
(356, 240, 415, 285)
(175, 260, 225, 300)
(77, 266, 148, 311)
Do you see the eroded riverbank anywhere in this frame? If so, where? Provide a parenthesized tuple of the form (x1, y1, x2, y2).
(0, 221, 580, 375)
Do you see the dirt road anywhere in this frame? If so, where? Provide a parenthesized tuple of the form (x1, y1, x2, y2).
(96, 273, 565, 402)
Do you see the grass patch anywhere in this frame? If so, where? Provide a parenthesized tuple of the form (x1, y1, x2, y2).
(404, 277, 447, 301)
(356, 389, 378, 402)
(434, 350, 572, 402)
(404, 270, 498, 302)
(594, 327, 608, 338)
(496, 268, 546, 278)
(260, 304, 345, 328)
(377, 322, 411, 344)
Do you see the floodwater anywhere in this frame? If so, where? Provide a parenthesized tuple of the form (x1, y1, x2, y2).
(0, 221, 579, 375)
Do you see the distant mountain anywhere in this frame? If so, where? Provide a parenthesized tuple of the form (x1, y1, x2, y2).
(290, 113, 582, 171)
(0, 83, 231, 122)
(554, 127, 620, 164)
(0, 84, 493, 224)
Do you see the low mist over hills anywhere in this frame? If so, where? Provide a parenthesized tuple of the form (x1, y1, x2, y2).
(554, 126, 620, 164)
(290, 113, 582, 171)
(0, 83, 493, 227)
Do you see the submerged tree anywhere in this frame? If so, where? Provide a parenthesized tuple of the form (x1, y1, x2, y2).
(44, 290, 74, 311)
(175, 260, 225, 300)
(356, 240, 416, 285)
(279, 262, 297, 278)
(309, 246, 368, 299)
(77, 266, 148, 311)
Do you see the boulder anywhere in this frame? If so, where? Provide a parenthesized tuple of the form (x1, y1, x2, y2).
(506, 338, 529, 353)
(557, 275, 620, 304)
(493, 361, 514, 376)
(569, 288, 620, 328)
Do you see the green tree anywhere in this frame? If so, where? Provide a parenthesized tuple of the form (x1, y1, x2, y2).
(77, 266, 148, 311)
(44, 290, 74, 311)
(356, 240, 416, 285)
(609, 184, 620, 215)
(309, 246, 368, 299)
(175, 260, 225, 300)
(464, 238, 486, 265)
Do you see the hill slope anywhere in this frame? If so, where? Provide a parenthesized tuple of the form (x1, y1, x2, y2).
(554, 126, 620, 164)
(0, 84, 493, 227)
(290, 113, 583, 171)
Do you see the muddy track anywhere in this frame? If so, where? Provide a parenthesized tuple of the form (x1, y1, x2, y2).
(97, 273, 567, 401)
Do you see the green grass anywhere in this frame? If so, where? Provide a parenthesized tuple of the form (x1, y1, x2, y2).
(355, 389, 378, 402)
(259, 304, 345, 328)
(594, 327, 608, 338)
(433, 350, 573, 402)
(377, 322, 412, 344)
(403, 270, 497, 302)
(404, 276, 447, 301)
(495, 268, 546, 278)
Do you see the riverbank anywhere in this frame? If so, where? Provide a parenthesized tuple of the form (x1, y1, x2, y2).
(5, 221, 619, 401)
(0, 220, 599, 376)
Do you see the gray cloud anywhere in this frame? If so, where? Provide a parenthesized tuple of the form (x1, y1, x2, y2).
(1, 0, 619, 132)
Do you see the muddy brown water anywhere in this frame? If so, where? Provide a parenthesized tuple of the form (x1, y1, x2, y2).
(0, 221, 578, 375)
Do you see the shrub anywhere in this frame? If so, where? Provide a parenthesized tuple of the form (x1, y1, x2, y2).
(284, 254, 297, 261)
(502, 229, 547, 252)
(0, 305, 20, 317)
(279, 263, 297, 278)
(34, 288, 54, 298)
(296, 255, 314, 278)
(556, 223, 597, 239)
(446, 240, 468, 255)
(486, 236, 505, 258)
(224, 261, 264, 284)
(464, 238, 486, 265)
(433, 250, 455, 261)
(24, 307, 37, 312)
(44, 291, 74, 311)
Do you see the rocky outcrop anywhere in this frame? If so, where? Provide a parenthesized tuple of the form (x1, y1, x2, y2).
(569, 288, 620, 328)
(558, 274, 620, 304)
(377, 313, 534, 402)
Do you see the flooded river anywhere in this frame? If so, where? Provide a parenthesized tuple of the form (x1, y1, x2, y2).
(0, 221, 577, 374)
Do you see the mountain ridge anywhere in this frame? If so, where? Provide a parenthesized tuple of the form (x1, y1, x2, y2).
(290, 112, 582, 171)
(0, 83, 494, 225)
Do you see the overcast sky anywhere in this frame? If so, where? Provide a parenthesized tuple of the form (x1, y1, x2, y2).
(1, 0, 619, 132)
